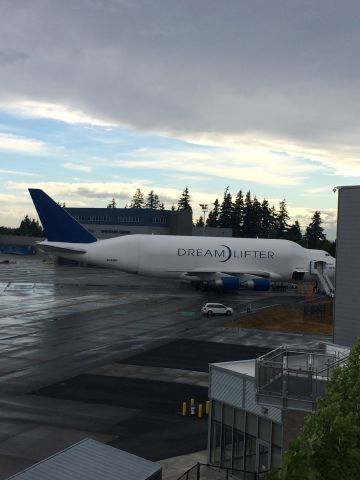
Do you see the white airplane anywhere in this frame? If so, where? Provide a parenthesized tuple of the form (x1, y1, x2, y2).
(29, 189, 335, 292)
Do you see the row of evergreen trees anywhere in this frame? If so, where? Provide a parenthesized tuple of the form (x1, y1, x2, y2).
(107, 189, 165, 210)
(0, 215, 44, 237)
(109, 186, 334, 254)
(202, 188, 334, 254)
(0, 187, 335, 254)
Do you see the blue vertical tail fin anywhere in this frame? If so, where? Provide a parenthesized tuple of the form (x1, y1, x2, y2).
(29, 189, 97, 243)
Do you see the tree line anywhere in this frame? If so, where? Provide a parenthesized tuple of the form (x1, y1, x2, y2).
(109, 186, 335, 255)
(0, 215, 44, 237)
(200, 188, 334, 254)
(0, 186, 336, 254)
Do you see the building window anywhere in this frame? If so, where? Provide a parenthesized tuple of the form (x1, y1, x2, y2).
(259, 417, 271, 443)
(223, 404, 233, 426)
(271, 445, 282, 469)
(258, 442, 270, 472)
(245, 433, 256, 472)
(210, 420, 221, 464)
(221, 424, 233, 468)
(272, 422, 282, 447)
(246, 412, 258, 436)
(233, 428, 245, 471)
(212, 400, 222, 421)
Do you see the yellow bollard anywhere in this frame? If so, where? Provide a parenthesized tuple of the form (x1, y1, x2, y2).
(205, 400, 210, 415)
(198, 403, 203, 419)
(182, 401, 187, 416)
(190, 398, 196, 415)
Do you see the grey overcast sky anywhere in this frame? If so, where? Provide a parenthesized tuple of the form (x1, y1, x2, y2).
(0, 0, 359, 237)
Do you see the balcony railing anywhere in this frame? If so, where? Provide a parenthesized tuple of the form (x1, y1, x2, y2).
(255, 344, 349, 411)
(176, 462, 268, 480)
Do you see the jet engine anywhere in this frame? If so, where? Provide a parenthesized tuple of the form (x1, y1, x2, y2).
(241, 278, 271, 291)
(204, 276, 271, 291)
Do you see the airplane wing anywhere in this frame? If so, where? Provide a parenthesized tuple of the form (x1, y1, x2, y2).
(36, 243, 87, 255)
(169, 268, 278, 279)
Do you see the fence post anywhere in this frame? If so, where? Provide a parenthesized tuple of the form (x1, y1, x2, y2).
(196, 462, 200, 480)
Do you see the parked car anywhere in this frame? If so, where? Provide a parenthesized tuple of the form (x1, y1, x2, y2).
(201, 303, 233, 316)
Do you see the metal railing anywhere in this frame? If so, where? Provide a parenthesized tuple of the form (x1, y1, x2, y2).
(255, 345, 349, 411)
(176, 462, 268, 480)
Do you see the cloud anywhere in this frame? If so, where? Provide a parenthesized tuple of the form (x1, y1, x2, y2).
(62, 162, 93, 173)
(0, 49, 29, 65)
(0, 0, 359, 154)
(112, 134, 327, 186)
(0, 133, 46, 153)
(1, 100, 115, 126)
(0, 168, 38, 176)
(289, 206, 337, 236)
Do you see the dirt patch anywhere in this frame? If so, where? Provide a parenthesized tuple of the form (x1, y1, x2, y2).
(227, 302, 333, 335)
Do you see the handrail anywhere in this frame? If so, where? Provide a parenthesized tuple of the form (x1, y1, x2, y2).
(176, 462, 268, 480)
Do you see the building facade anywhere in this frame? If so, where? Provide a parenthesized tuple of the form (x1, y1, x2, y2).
(333, 185, 360, 346)
(66, 207, 193, 238)
(208, 360, 283, 475)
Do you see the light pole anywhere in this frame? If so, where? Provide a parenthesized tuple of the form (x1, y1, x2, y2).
(199, 204, 208, 236)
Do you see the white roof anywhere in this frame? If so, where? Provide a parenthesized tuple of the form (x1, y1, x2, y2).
(6, 438, 161, 480)
(211, 359, 256, 377)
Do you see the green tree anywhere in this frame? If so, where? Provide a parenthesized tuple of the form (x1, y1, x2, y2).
(206, 199, 220, 227)
(18, 215, 44, 237)
(268, 340, 360, 479)
(243, 191, 256, 237)
(130, 188, 145, 209)
(218, 187, 233, 228)
(232, 190, 244, 237)
(107, 198, 116, 208)
(274, 200, 289, 238)
(285, 220, 302, 244)
(252, 196, 262, 237)
(195, 216, 204, 227)
(145, 190, 162, 209)
(268, 205, 278, 238)
(260, 199, 272, 238)
(177, 186, 192, 212)
(304, 211, 326, 248)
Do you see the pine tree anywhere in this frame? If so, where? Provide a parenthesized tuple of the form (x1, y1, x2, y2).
(268, 205, 278, 238)
(130, 188, 144, 209)
(260, 199, 272, 238)
(218, 187, 233, 228)
(107, 198, 116, 208)
(177, 187, 192, 212)
(206, 199, 220, 227)
(274, 200, 289, 238)
(252, 196, 262, 237)
(304, 211, 325, 248)
(145, 190, 162, 209)
(285, 220, 303, 244)
(232, 190, 244, 237)
(242, 191, 255, 237)
(18, 215, 44, 237)
(196, 216, 204, 227)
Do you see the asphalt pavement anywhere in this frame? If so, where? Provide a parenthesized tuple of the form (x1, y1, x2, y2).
(0, 255, 329, 478)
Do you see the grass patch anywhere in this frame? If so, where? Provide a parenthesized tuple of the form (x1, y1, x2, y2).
(226, 302, 332, 336)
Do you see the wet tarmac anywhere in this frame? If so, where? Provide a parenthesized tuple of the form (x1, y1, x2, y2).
(0, 255, 330, 478)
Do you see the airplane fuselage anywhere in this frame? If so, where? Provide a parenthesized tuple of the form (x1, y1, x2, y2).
(39, 234, 335, 282)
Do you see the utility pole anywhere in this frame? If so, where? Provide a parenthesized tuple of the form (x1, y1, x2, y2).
(200, 204, 208, 236)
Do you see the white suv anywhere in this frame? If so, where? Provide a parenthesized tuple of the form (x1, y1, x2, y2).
(201, 303, 233, 317)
